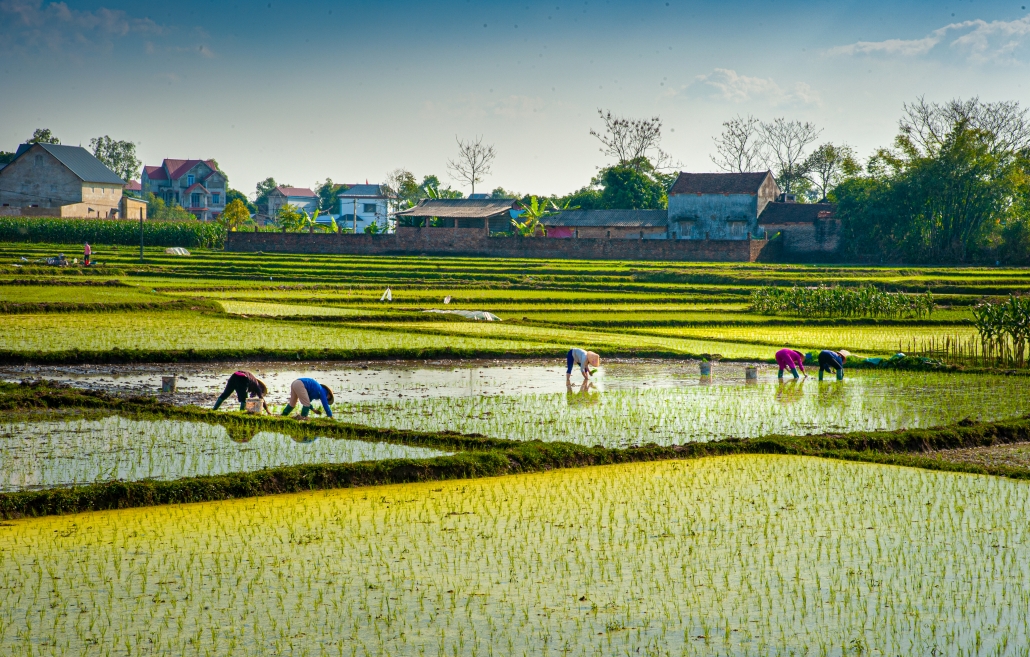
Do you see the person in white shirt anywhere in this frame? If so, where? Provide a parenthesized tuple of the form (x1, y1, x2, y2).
(566, 348, 600, 384)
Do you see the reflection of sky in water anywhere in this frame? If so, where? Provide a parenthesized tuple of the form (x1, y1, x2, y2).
(0, 417, 450, 492)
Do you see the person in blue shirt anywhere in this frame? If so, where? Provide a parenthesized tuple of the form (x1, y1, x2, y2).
(282, 377, 335, 418)
(817, 349, 851, 380)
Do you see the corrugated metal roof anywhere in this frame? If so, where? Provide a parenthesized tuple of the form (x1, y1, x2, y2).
(669, 171, 771, 195)
(544, 209, 669, 227)
(338, 184, 386, 198)
(396, 198, 516, 218)
(13, 143, 125, 185)
(758, 202, 835, 224)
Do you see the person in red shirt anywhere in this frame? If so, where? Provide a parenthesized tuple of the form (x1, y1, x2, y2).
(774, 348, 807, 380)
(83, 242, 92, 266)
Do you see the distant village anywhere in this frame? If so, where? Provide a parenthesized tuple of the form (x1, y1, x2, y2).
(0, 137, 839, 261)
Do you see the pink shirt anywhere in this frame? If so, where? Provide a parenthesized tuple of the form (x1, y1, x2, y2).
(775, 349, 805, 371)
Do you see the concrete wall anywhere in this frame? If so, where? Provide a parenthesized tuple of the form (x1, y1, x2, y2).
(667, 175, 779, 241)
(0, 145, 122, 217)
(226, 227, 766, 262)
(761, 220, 841, 256)
(551, 226, 669, 239)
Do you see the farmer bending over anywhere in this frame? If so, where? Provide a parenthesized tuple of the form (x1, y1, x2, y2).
(283, 377, 335, 418)
(213, 370, 270, 413)
(775, 348, 807, 380)
(566, 348, 600, 384)
(818, 349, 851, 381)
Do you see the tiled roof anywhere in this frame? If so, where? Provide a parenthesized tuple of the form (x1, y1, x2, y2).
(143, 165, 167, 181)
(124, 180, 142, 191)
(11, 143, 125, 185)
(396, 198, 516, 219)
(545, 209, 668, 227)
(165, 159, 216, 180)
(183, 183, 209, 195)
(669, 171, 772, 195)
(337, 184, 385, 198)
(759, 202, 836, 224)
(274, 186, 316, 197)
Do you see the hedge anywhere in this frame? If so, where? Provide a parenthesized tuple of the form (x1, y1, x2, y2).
(0, 216, 224, 248)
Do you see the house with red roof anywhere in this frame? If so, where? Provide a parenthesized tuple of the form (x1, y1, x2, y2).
(266, 186, 318, 220)
(141, 158, 227, 221)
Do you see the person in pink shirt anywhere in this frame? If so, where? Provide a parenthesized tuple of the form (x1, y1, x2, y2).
(775, 348, 807, 380)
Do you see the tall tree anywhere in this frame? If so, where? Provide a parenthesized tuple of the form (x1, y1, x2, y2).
(89, 136, 141, 182)
(590, 109, 673, 170)
(711, 115, 766, 173)
(447, 136, 495, 195)
(760, 118, 821, 195)
(219, 199, 253, 233)
(226, 189, 256, 213)
(383, 169, 421, 213)
(28, 128, 60, 144)
(803, 143, 859, 201)
(316, 178, 344, 213)
(254, 177, 280, 214)
(597, 158, 667, 210)
(899, 96, 1030, 159)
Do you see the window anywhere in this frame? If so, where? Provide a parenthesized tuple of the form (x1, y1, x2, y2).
(363, 203, 377, 214)
(34, 155, 43, 168)
(212, 193, 220, 205)
(187, 175, 195, 186)
(730, 222, 745, 237)
(191, 193, 201, 207)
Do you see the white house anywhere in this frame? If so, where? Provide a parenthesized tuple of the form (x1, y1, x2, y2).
(267, 186, 318, 219)
(337, 184, 388, 233)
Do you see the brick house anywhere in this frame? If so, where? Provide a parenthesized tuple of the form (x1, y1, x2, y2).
(543, 209, 669, 239)
(667, 171, 780, 240)
(266, 186, 318, 220)
(141, 159, 226, 221)
(0, 143, 126, 217)
(758, 199, 840, 257)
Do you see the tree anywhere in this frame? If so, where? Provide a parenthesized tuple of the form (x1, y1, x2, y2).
(590, 109, 674, 170)
(899, 96, 1030, 159)
(254, 177, 280, 214)
(804, 143, 860, 201)
(421, 174, 463, 199)
(598, 158, 667, 210)
(384, 169, 421, 213)
(276, 203, 307, 231)
(146, 193, 193, 221)
(491, 187, 519, 199)
(28, 128, 59, 144)
(226, 189, 256, 213)
(89, 136, 141, 182)
(0, 152, 14, 165)
(219, 199, 252, 233)
(447, 136, 495, 195)
(711, 115, 766, 173)
(760, 118, 821, 195)
(316, 178, 344, 213)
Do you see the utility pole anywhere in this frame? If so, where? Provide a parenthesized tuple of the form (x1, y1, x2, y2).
(139, 208, 144, 262)
(353, 198, 357, 234)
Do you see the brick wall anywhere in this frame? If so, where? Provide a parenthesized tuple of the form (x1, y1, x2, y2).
(226, 227, 765, 262)
(761, 220, 841, 255)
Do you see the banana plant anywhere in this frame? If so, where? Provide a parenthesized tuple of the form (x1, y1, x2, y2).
(510, 196, 578, 237)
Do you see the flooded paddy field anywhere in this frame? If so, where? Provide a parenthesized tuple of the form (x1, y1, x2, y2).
(0, 415, 449, 492)
(1, 456, 1027, 656)
(7, 359, 1030, 447)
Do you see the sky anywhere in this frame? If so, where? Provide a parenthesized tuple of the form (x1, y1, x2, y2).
(1, 0, 1029, 198)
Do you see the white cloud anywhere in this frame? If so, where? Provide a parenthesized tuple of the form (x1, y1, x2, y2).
(682, 68, 821, 106)
(830, 15, 1030, 63)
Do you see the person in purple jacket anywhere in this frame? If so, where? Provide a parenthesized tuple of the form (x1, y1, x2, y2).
(775, 348, 807, 380)
(282, 377, 335, 418)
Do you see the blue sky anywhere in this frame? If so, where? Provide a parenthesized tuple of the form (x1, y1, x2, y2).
(2, 0, 1028, 196)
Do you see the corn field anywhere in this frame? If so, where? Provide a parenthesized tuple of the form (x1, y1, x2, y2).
(749, 285, 935, 319)
(967, 295, 1030, 367)
(0, 217, 224, 248)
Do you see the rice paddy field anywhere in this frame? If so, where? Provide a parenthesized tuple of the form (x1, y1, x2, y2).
(2, 243, 1030, 654)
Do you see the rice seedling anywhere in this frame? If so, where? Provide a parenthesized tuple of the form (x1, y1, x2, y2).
(0, 455, 1026, 656)
(0, 415, 450, 491)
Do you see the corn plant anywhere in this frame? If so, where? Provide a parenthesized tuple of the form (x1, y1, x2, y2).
(749, 285, 935, 319)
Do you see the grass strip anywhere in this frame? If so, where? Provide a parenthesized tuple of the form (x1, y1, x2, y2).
(2, 382, 1030, 518)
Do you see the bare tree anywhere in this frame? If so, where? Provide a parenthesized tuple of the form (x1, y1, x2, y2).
(803, 143, 859, 201)
(900, 96, 1030, 157)
(589, 109, 675, 169)
(447, 136, 496, 195)
(711, 115, 766, 173)
(760, 118, 821, 195)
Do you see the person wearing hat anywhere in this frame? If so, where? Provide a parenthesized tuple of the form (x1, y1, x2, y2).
(283, 377, 335, 418)
(774, 348, 808, 380)
(818, 349, 851, 380)
(566, 348, 600, 384)
(213, 370, 270, 413)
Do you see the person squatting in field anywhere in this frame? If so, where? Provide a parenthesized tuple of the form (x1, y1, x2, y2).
(213, 371, 270, 413)
(818, 349, 851, 381)
(775, 348, 807, 379)
(566, 348, 600, 384)
(282, 378, 335, 418)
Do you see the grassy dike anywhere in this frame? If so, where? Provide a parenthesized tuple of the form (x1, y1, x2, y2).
(1, 381, 1029, 519)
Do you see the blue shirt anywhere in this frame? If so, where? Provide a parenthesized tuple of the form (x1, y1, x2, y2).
(299, 377, 333, 417)
(819, 350, 844, 369)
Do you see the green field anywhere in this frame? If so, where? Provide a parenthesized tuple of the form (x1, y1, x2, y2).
(1, 243, 1028, 654)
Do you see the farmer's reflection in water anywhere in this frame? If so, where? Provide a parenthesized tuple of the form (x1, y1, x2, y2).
(775, 379, 804, 406)
(566, 380, 601, 407)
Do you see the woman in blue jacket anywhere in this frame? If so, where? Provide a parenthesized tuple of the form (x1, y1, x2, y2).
(283, 377, 335, 418)
(817, 349, 851, 380)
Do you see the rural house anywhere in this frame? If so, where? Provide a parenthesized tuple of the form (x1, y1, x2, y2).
(0, 143, 127, 218)
(758, 199, 840, 257)
(142, 159, 227, 221)
(337, 184, 388, 233)
(667, 171, 779, 240)
(267, 186, 318, 220)
(395, 199, 519, 234)
(544, 209, 669, 239)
